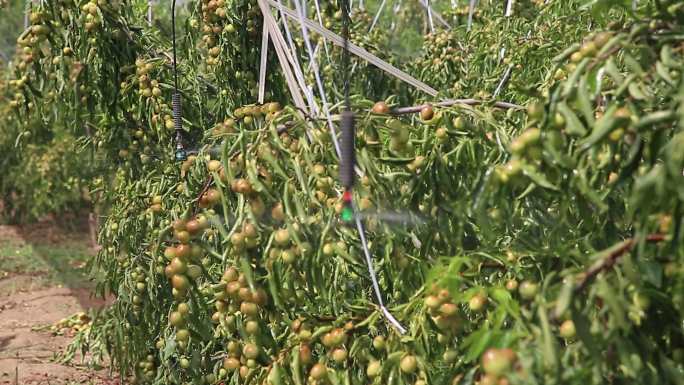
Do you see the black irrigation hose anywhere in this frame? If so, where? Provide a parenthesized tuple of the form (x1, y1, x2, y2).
(339, 0, 354, 191)
(171, 0, 179, 91)
(171, 0, 186, 160)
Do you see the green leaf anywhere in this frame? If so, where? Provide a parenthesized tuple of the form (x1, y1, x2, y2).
(552, 43, 581, 63)
(491, 306, 508, 329)
(557, 102, 587, 136)
(571, 302, 601, 360)
(577, 75, 596, 126)
(578, 104, 621, 150)
(597, 277, 628, 330)
(637, 260, 662, 288)
(291, 348, 303, 385)
(604, 57, 624, 84)
(268, 363, 285, 385)
(554, 277, 575, 319)
(581, 0, 631, 19)
(563, 58, 591, 98)
(163, 335, 176, 360)
(240, 257, 256, 292)
(490, 286, 521, 320)
(623, 53, 645, 77)
(521, 164, 559, 190)
(628, 82, 649, 100)
(660, 355, 684, 385)
(633, 110, 677, 130)
(461, 324, 492, 363)
(538, 306, 559, 371)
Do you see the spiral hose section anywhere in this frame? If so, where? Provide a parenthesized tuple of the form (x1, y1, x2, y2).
(339, 110, 355, 189)
(172, 92, 183, 132)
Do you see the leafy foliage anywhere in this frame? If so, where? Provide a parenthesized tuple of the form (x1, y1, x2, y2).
(0, 0, 25, 62)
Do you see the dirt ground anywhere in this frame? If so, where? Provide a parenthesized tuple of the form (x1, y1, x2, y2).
(0, 218, 119, 385)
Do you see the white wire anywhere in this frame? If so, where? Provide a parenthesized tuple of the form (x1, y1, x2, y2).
(258, 0, 309, 113)
(276, 0, 320, 115)
(24, 0, 29, 29)
(505, 0, 513, 17)
(312, 0, 338, 97)
(493, 64, 513, 97)
(312, 0, 332, 64)
(500, 0, 511, 70)
(417, 0, 451, 30)
(269, 29, 308, 111)
(426, 0, 434, 34)
(292, 0, 343, 158)
(288, 0, 407, 335)
(258, 23, 269, 104)
(307, 42, 320, 72)
(368, 0, 387, 33)
(356, 214, 407, 334)
(267, 0, 438, 96)
(595, 68, 605, 100)
(390, 0, 401, 31)
(467, 0, 476, 31)
(275, 0, 320, 112)
(264, 16, 318, 144)
(148, 0, 153, 25)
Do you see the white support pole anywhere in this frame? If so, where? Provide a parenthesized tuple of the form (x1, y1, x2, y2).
(291, 0, 342, 157)
(289, 0, 407, 335)
(267, 0, 438, 96)
(258, 0, 309, 114)
(276, 0, 320, 114)
(426, 0, 434, 34)
(312, 0, 331, 63)
(505, 0, 513, 17)
(467, 0, 476, 31)
(417, 0, 451, 30)
(258, 23, 269, 104)
(368, 0, 387, 33)
(391, 0, 401, 31)
(24, 0, 30, 29)
(493, 64, 513, 98)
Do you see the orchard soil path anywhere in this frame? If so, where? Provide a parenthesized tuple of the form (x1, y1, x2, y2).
(0, 218, 119, 385)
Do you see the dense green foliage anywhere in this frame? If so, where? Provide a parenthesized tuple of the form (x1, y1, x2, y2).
(0, 0, 25, 62)
(0, 1, 94, 221)
(1, 0, 684, 385)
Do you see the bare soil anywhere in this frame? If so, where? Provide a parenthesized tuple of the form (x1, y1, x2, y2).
(0, 218, 118, 385)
